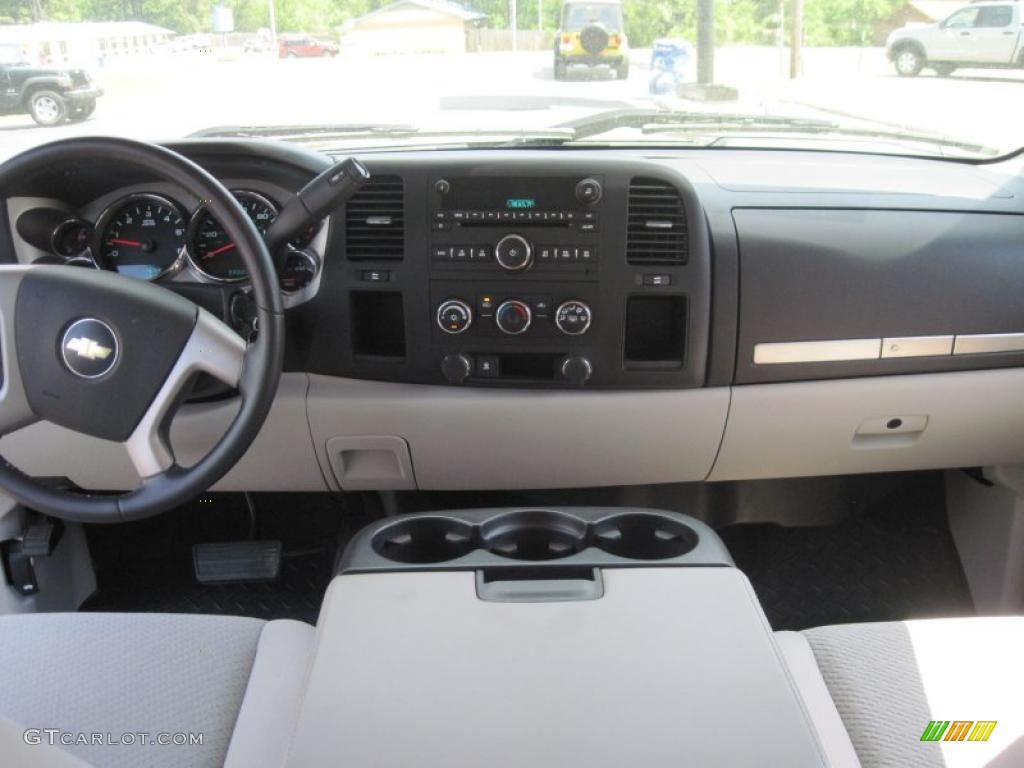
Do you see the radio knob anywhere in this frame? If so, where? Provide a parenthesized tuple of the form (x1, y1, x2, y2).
(437, 299, 473, 334)
(575, 178, 602, 205)
(441, 353, 472, 384)
(560, 355, 593, 386)
(494, 234, 533, 272)
(555, 299, 592, 336)
(495, 299, 532, 335)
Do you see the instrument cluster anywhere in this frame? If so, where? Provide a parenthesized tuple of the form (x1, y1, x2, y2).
(24, 187, 324, 296)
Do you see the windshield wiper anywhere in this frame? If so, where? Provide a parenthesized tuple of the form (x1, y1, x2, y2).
(558, 108, 995, 157)
(189, 123, 575, 148)
(561, 108, 838, 137)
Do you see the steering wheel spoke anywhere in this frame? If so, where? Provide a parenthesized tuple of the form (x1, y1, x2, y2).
(0, 266, 39, 436)
(124, 308, 246, 478)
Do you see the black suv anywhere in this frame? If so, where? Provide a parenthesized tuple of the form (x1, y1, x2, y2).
(0, 46, 103, 126)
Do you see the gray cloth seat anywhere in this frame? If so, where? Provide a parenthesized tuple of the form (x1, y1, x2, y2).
(777, 617, 1024, 768)
(0, 612, 314, 768)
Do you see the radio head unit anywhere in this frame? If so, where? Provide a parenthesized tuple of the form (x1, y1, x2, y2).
(431, 175, 602, 275)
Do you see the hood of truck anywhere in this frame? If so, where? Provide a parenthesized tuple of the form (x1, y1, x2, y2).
(888, 22, 937, 44)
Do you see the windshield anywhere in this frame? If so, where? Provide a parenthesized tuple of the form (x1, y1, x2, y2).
(563, 4, 624, 31)
(0, 0, 1016, 159)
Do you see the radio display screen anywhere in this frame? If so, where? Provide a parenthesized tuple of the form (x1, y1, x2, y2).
(443, 177, 582, 211)
(506, 198, 536, 209)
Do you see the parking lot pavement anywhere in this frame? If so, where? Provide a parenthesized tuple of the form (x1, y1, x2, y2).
(0, 48, 1016, 157)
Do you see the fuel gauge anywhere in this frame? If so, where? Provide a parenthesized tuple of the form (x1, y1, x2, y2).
(51, 219, 92, 259)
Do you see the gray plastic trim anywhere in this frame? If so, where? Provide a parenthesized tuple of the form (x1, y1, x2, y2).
(307, 374, 729, 490)
(712, 367, 1024, 481)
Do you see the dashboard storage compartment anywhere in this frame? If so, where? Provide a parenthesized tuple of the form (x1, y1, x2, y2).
(624, 295, 686, 366)
(350, 290, 406, 359)
(340, 506, 729, 573)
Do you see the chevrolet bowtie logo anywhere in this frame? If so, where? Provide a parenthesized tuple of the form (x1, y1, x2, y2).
(65, 337, 113, 361)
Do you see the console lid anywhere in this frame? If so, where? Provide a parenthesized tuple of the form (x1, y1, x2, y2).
(286, 567, 826, 767)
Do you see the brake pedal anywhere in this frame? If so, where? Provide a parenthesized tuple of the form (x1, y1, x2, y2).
(193, 541, 281, 584)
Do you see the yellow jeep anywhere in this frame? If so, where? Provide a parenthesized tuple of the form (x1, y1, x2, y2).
(554, 0, 630, 80)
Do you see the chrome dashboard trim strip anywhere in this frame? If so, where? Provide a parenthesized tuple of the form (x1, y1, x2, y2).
(753, 339, 882, 365)
(953, 333, 1024, 355)
(881, 335, 954, 358)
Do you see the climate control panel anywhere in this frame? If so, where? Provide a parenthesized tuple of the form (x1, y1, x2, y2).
(436, 295, 595, 339)
(431, 280, 599, 385)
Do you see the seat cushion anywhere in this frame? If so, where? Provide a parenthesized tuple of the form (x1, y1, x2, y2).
(800, 617, 1024, 768)
(0, 612, 265, 768)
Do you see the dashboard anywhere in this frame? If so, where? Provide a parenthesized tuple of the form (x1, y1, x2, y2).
(2, 140, 1024, 493)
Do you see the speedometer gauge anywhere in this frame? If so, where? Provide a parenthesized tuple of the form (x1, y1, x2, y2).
(188, 190, 278, 282)
(95, 194, 187, 281)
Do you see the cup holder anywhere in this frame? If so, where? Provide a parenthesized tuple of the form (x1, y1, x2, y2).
(480, 510, 588, 561)
(371, 517, 476, 564)
(362, 509, 704, 568)
(592, 512, 698, 561)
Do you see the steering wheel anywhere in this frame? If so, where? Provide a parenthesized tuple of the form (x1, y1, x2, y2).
(0, 137, 284, 522)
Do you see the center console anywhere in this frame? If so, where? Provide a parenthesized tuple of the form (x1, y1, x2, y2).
(297, 158, 711, 389)
(284, 508, 828, 768)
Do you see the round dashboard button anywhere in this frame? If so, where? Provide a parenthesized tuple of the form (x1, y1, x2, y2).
(495, 299, 532, 335)
(555, 300, 592, 336)
(575, 178, 602, 205)
(494, 234, 533, 272)
(437, 299, 473, 334)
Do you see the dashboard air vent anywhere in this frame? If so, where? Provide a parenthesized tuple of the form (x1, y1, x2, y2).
(626, 178, 688, 265)
(345, 175, 404, 260)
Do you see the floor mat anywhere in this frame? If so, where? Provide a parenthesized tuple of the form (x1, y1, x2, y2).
(719, 474, 975, 631)
(81, 492, 374, 624)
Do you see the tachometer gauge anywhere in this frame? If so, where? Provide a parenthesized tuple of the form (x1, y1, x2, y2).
(188, 190, 278, 282)
(95, 194, 187, 281)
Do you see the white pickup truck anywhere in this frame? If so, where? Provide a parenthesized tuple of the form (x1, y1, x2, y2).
(886, 0, 1024, 76)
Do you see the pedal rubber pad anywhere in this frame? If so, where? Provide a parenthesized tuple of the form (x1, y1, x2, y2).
(193, 541, 281, 584)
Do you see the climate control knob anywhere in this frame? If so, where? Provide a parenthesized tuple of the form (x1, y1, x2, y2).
(555, 300, 592, 336)
(437, 299, 472, 334)
(494, 234, 533, 272)
(560, 355, 593, 386)
(495, 299, 532, 335)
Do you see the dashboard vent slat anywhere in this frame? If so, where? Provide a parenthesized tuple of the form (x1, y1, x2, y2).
(346, 175, 405, 260)
(626, 178, 688, 265)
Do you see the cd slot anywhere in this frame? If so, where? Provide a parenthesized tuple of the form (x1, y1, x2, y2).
(457, 221, 572, 229)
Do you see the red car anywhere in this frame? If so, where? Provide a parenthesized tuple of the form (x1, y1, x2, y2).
(278, 36, 340, 58)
